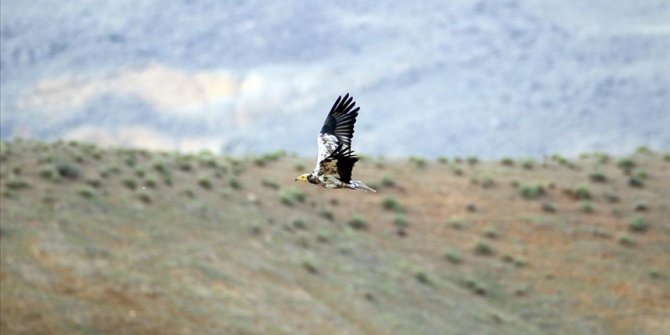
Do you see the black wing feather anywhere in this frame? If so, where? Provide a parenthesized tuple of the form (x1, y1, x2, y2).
(319, 93, 359, 148)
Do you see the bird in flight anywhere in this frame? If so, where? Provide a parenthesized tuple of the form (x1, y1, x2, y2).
(295, 94, 376, 192)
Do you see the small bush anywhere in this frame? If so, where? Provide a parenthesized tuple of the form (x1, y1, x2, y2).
(481, 176, 495, 188)
(618, 234, 635, 247)
(573, 185, 591, 200)
(198, 177, 213, 190)
(229, 177, 242, 190)
(437, 157, 449, 164)
(448, 216, 466, 229)
(474, 239, 493, 255)
(392, 214, 408, 229)
(294, 163, 306, 172)
(379, 176, 396, 188)
(77, 186, 96, 199)
(348, 215, 368, 230)
(319, 208, 334, 221)
(579, 200, 594, 213)
(519, 184, 544, 200)
(122, 178, 138, 190)
(444, 249, 462, 264)
(617, 158, 635, 174)
(5, 176, 30, 190)
(262, 179, 280, 190)
(634, 201, 649, 212)
(414, 271, 430, 285)
(409, 156, 427, 168)
(292, 219, 307, 230)
(521, 159, 535, 170)
(588, 171, 607, 183)
(279, 188, 305, 206)
(541, 202, 557, 213)
(135, 169, 146, 178)
(302, 259, 318, 274)
(144, 176, 158, 189)
(466, 156, 479, 165)
(483, 227, 498, 239)
(628, 176, 644, 188)
(137, 191, 152, 204)
(381, 196, 404, 213)
(85, 178, 102, 188)
(55, 161, 81, 179)
(500, 157, 515, 166)
(629, 217, 648, 232)
(38, 165, 60, 181)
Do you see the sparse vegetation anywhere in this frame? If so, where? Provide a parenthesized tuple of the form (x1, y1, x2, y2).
(279, 187, 305, 206)
(198, 176, 213, 190)
(628, 217, 648, 232)
(579, 200, 595, 213)
(474, 239, 493, 255)
(381, 196, 404, 213)
(5, 176, 30, 190)
(348, 215, 368, 230)
(444, 249, 462, 264)
(519, 184, 544, 200)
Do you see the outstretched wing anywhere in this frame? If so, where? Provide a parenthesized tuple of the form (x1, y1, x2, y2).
(314, 94, 360, 183)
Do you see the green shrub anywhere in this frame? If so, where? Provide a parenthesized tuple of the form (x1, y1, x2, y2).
(229, 177, 242, 190)
(579, 200, 594, 213)
(319, 208, 334, 221)
(348, 215, 368, 230)
(55, 161, 81, 179)
(617, 158, 635, 174)
(292, 219, 307, 230)
(379, 176, 396, 188)
(302, 259, 318, 274)
(500, 157, 515, 166)
(279, 188, 306, 206)
(521, 159, 535, 170)
(474, 239, 493, 255)
(444, 249, 462, 264)
(483, 227, 498, 239)
(137, 191, 152, 204)
(409, 156, 427, 168)
(573, 185, 591, 200)
(38, 164, 60, 181)
(122, 178, 138, 190)
(414, 271, 430, 284)
(481, 176, 495, 188)
(629, 217, 648, 232)
(5, 176, 30, 190)
(144, 176, 158, 188)
(381, 196, 404, 213)
(588, 171, 607, 183)
(519, 184, 544, 200)
(617, 233, 635, 247)
(634, 201, 649, 212)
(85, 178, 102, 188)
(628, 176, 644, 188)
(466, 156, 479, 165)
(392, 214, 408, 229)
(437, 157, 449, 164)
(262, 179, 280, 189)
(448, 216, 466, 229)
(77, 186, 96, 199)
(198, 177, 213, 190)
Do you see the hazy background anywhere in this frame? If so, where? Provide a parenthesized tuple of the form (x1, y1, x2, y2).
(2, 0, 669, 158)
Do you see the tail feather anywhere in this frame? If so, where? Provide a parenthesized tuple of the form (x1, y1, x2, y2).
(350, 180, 376, 192)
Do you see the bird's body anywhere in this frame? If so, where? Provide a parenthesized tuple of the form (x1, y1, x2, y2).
(295, 94, 376, 192)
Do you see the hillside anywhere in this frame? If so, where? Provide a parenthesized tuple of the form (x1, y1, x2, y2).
(1, 140, 669, 334)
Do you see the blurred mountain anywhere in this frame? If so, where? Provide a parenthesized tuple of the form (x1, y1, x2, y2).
(2, 0, 670, 157)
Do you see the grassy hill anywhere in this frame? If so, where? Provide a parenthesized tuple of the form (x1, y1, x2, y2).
(1, 139, 668, 335)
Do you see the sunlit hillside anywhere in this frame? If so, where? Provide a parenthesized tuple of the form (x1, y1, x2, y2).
(1, 140, 669, 335)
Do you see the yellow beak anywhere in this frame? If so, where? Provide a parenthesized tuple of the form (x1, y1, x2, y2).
(295, 174, 308, 182)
